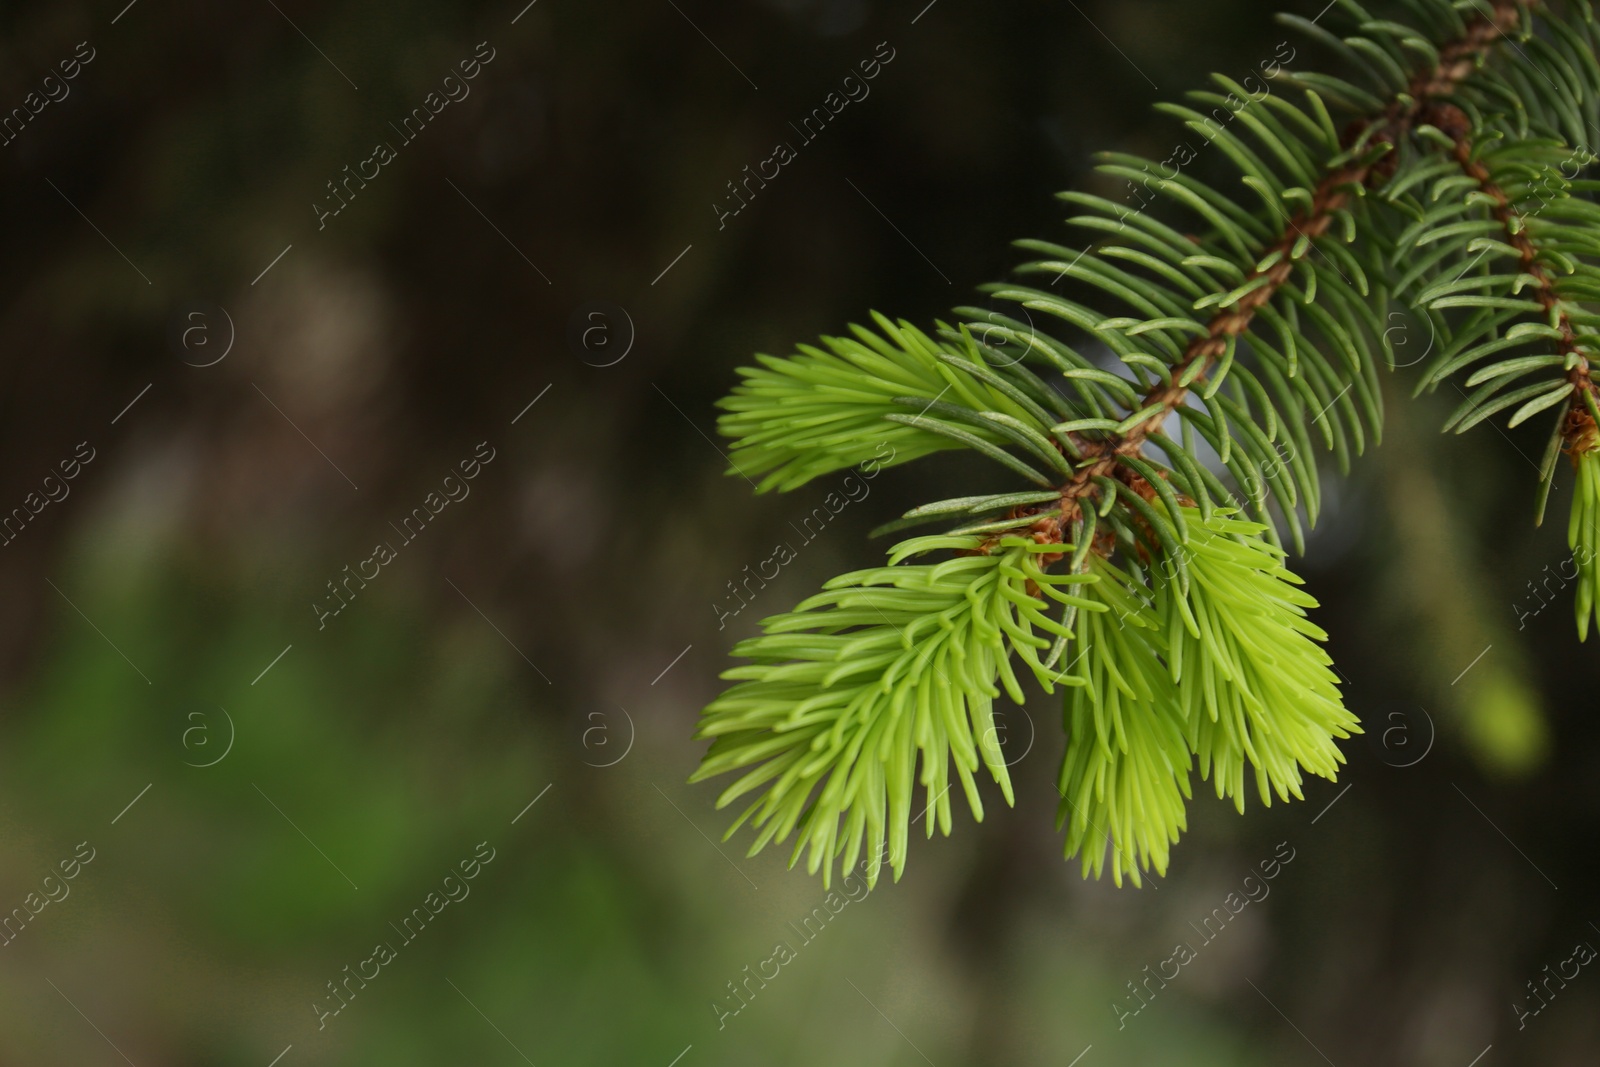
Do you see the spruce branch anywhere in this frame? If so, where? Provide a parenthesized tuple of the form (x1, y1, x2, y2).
(1029, 0, 1527, 551)
(696, 0, 1600, 887)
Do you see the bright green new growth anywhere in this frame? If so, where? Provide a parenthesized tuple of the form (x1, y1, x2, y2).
(693, 536, 1099, 888)
(718, 316, 1068, 493)
(1161, 512, 1353, 814)
(1058, 553, 1195, 888)
(695, 0, 1600, 888)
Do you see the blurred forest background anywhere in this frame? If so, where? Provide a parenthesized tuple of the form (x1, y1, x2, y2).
(0, 0, 1596, 1064)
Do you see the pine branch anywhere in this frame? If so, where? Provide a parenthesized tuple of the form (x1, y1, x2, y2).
(1427, 117, 1600, 633)
(1038, 0, 1527, 546)
(695, 0, 1600, 887)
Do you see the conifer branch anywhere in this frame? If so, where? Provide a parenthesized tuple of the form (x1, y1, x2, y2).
(1044, 0, 1529, 540)
(1425, 100, 1600, 451)
(696, 0, 1600, 886)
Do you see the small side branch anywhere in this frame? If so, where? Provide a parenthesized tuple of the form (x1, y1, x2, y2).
(1007, 0, 1530, 552)
(1425, 101, 1600, 458)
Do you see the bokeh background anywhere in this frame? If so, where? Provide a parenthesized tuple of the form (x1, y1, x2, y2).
(1, 0, 1596, 1064)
